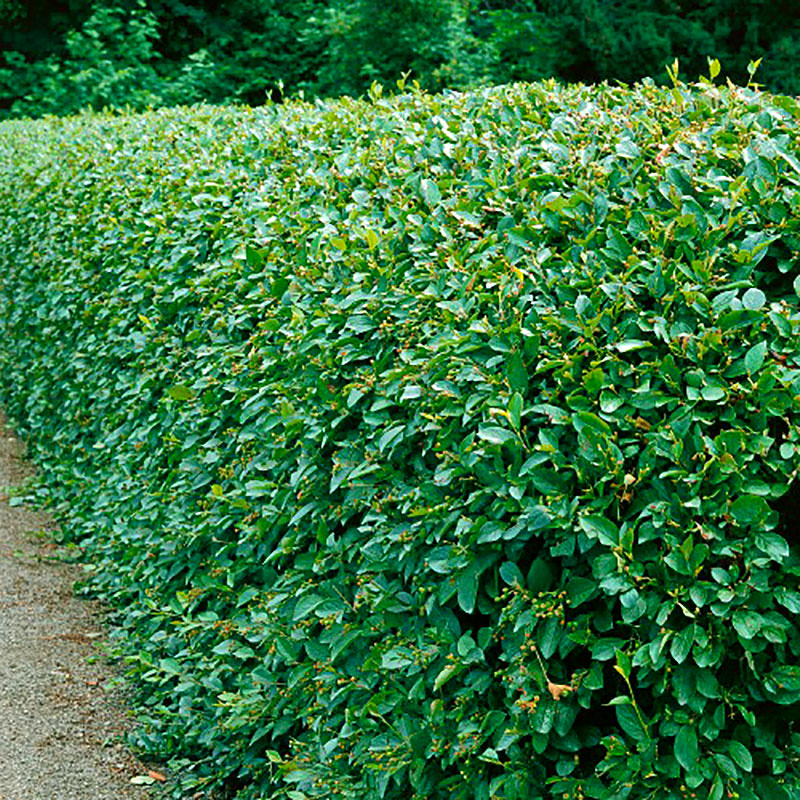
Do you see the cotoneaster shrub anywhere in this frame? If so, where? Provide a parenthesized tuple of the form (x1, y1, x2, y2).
(2, 76, 800, 799)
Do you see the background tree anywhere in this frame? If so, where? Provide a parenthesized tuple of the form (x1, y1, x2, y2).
(2, 0, 800, 119)
(303, 0, 487, 97)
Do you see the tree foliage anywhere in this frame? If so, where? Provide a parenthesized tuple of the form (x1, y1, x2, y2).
(2, 0, 800, 118)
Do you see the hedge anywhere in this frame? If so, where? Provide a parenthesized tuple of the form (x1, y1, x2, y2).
(2, 75, 800, 799)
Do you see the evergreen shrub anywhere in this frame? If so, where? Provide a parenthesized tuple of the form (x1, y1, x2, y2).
(2, 76, 800, 798)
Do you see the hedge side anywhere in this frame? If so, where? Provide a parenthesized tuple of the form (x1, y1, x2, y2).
(2, 79, 800, 799)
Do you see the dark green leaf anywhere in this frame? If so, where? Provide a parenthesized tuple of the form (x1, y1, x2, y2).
(727, 740, 752, 772)
(457, 572, 478, 614)
(499, 561, 524, 586)
(674, 725, 699, 771)
(616, 703, 647, 742)
(579, 515, 618, 546)
(732, 609, 763, 639)
(508, 392, 523, 430)
(566, 577, 595, 606)
(506, 352, 529, 393)
(730, 494, 768, 525)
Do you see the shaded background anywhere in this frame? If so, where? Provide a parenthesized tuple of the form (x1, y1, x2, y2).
(2, 0, 799, 118)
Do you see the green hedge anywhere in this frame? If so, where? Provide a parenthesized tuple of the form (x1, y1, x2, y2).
(2, 77, 800, 799)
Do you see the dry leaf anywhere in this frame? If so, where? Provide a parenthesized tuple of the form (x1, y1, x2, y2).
(547, 681, 573, 701)
(148, 770, 167, 782)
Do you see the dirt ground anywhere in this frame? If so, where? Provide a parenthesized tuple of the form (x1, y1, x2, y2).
(0, 414, 157, 800)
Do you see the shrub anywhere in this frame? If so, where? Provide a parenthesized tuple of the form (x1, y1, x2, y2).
(2, 75, 800, 799)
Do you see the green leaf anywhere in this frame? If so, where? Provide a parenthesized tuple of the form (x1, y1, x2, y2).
(377, 424, 406, 452)
(615, 139, 640, 160)
(732, 609, 763, 639)
(583, 367, 604, 395)
(293, 595, 325, 621)
(606, 695, 632, 706)
(727, 740, 752, 772)
(730, 494, 768, 525)
(701, 385, 725, 402)
(159, 657, 182, 675)
(565, 577, 595, 606)
(579, 515, 618, 546)
(767, 665, 800, 692)
(270, 276, 288, 298)
(524, 506, 551, 532)
(754, 532, 789, 561)
(599, 390, 624, 413)
(674, 725, 699, 771)
(742, 287, 766, 310)
(614, 649, 631, 680)
(777, 589, 800, 613)
(754, 777, 789, 800)
(614, 339, 650, 353)
(526, 558, 553, 593)
(592, 638, 627, 660)
(572, 411, 611, 435)
(381, 647, 415, 669)
(499, 561, 524, 586)
(245, 244, 264, 267)
(434, 664, 458, 691)
(420, 178, 441, 206)
(537, 616, 561, 658)
(506, 351, 528, 392)
(531, 403, 570, 424)
(365, 229, 379, 250)
(708, 773, 724, 800)
(508, 392, 523, 430)
(477, 426, 516, 446)
(744, 341, 767, 374)
(670, 625, 694, 664)
(615, 703, 647, 742)
(167, 384, 195, 401)
(457, 571, 478, 614)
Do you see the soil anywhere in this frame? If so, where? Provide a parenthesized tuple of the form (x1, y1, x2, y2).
(0, 413, 157, 800)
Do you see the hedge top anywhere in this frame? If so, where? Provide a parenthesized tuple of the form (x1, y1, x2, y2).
(2, 76, 800, 799)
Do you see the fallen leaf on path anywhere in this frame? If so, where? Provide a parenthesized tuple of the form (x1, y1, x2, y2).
(148, 770, 167, 782)
(130, 775, 156, 785)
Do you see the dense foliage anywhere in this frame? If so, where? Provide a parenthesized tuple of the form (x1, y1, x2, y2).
(3, 0, 800, 118)
(4, 75, 800, 798)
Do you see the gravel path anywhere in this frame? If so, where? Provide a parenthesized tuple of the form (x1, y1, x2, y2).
(0, 415, 155, 800)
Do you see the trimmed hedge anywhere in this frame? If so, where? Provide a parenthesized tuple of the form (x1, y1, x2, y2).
(2, 77, 800, 799)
